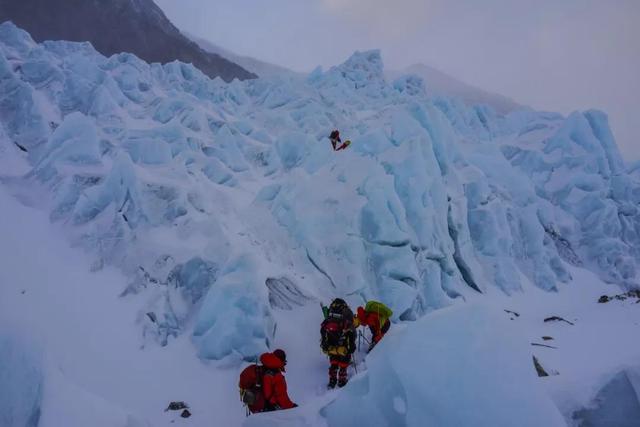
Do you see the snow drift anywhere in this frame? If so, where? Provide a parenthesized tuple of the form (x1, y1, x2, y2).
(322, 305, 566, 427)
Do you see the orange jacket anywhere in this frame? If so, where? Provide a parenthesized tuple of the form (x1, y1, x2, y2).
(260, 353, 296, 410)
(355, 306, 388, 342)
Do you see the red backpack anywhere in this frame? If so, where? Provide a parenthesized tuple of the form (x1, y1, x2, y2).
(239, 364, 266, 413)
(320, 300, 354, 352)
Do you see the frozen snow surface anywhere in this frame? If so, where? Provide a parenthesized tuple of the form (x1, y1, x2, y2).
(2, 21, 640, 426)
(322, 304, 566, 427)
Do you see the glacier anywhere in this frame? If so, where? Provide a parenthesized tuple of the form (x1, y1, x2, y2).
(2, 19, 640, 427)
(1, 19, 639, 367)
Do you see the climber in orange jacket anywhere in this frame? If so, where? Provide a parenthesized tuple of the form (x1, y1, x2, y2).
(354, 304, 391, 352)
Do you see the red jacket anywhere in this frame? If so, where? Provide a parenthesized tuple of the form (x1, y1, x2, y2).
(260, 353, 296, 410)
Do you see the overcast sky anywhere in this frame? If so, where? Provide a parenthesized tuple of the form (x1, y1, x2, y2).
(156, 0, 639, 160)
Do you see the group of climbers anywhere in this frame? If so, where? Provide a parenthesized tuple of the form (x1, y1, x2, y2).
(239, 297, 392, 415)
(329, 129, 351, 151)
(237, 130, 390, 415)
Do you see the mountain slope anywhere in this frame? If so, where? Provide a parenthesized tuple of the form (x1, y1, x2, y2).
(389, 63, 524, 114)
(0, 0, 255, 82)
(187, 33, 300, 79)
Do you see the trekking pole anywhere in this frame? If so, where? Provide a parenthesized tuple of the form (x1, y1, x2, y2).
(358, 329, 371, 346)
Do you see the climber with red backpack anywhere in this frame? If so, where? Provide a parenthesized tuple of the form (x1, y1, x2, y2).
(354, 301, 393, 352)
(329, 130, 351, 151)
(320, 298, 356, 388)
(238, 349, 297, 415)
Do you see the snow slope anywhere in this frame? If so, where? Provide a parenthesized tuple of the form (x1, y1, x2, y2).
(388, 63, 524, 115)
(0, 185, 248, 427)
(2, 21, 640, 426)
(2, 192, 639, 426)
(187, 33, 301, 79)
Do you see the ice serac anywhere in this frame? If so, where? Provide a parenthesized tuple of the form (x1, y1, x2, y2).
(501, 109, 640, 288)
(322, 305, 567, 427)
(194, 255, 274, 360)
(1, 21, 639, 364)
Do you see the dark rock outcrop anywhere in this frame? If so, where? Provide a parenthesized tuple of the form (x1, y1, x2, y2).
(165, 401, 189, 411)
(533, 356, 549, 377)
(598, 290, 640, 304)
(544, 316, 575, 326)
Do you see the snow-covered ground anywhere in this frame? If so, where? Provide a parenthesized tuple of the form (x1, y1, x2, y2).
(2, 20, 640, 426)
(3, 185, 639, 426)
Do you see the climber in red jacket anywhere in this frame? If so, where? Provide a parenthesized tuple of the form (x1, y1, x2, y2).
(260, 349, 297, 411)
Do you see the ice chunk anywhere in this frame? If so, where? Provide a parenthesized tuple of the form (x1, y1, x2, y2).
(393, 74, 426, 97)
(202, 157, 236, 186)
(208, 125, 250, 172)
(152, 98, 193, 124)
(0, 332, 42, 427)
(167, 257, 219, 304)
(584, 110, 624, 176)
(351, 130, 392, 155)
(572, 368, 640, 427)
(194, 255, 274, 360)
(123, 139, 172, 165)
(72, 152, 142, 226)
(0, 46, 49, 156)
(38, 112, 101, 166)
(254, 184, 281, 203)
(275, 131, 311, 170)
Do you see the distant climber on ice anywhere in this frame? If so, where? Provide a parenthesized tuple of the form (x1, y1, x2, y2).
(329, 129, 351, 151)
(354, 301, 393, 352)
(320, 298, 356, 388)
(239, 349, 297, 414)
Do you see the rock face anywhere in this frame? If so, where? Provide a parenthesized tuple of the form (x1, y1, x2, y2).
(533, 356, 549, 377)
(0, 0, 256, 82)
